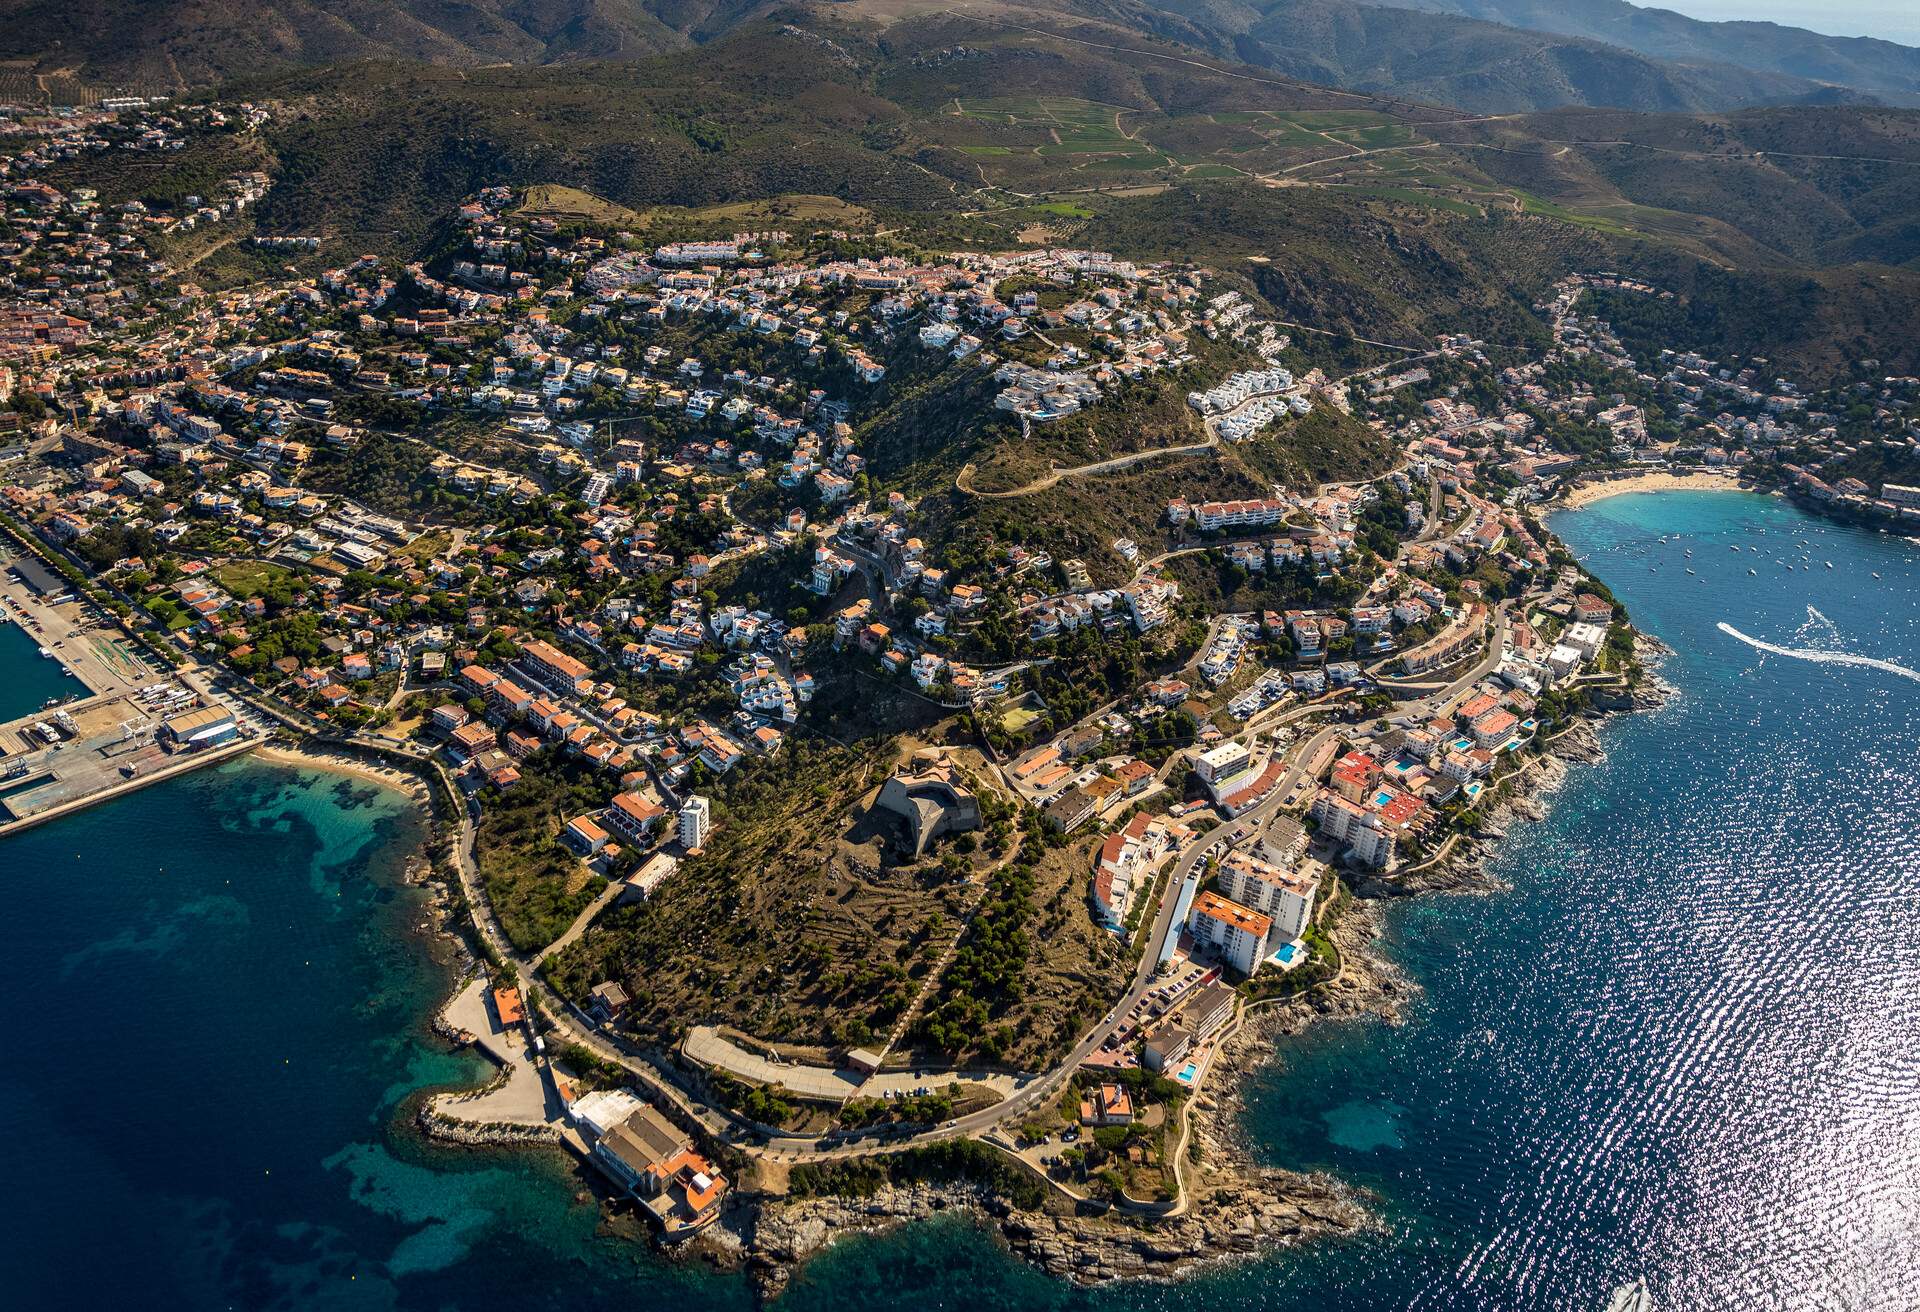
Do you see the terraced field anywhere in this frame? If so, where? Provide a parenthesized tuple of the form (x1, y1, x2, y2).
(952, 95, 1170, 175)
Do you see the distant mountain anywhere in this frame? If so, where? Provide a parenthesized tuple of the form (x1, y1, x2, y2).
(1380, 0, 1920, 104)
(0, 0, 745, 89)
(1129, 0, 1870, 111)
(3, 0, 1914, 116)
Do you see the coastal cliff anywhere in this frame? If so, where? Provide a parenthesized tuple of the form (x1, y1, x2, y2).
(724, 1162, 1373, 1298)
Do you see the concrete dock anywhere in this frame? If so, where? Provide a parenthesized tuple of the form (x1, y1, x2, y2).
(0, 556, 260, 834)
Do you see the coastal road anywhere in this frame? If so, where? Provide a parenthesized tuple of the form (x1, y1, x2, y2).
(863, 717, 1351, 1154)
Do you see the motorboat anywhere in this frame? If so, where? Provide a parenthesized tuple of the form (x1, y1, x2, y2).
(1605, 1278, 1653, 1312)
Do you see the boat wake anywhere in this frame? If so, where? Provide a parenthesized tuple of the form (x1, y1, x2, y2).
(1718, 623, 1920, 684)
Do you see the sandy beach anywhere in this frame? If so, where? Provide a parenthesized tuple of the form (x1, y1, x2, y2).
(253, 739, 434, 801)
(1559, 470, 1749, 509)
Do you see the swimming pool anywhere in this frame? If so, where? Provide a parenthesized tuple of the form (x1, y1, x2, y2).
(1177, 1062, 1199, 1084)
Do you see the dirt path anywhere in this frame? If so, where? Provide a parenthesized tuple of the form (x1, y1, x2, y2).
(181, 233, 238, 269)
(956, 432, 1218, 498)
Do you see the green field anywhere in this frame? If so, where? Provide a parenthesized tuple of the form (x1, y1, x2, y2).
(213, 560, 294, 598)
(999, 706, 1042, 733)
(955, 97, 1168, 168)
(1326, 123, 1417, 150)
(1514, 190, 1637, 236)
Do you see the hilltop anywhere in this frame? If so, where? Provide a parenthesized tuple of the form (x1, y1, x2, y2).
(1132, 0, 1874, 113)
(22, 10, 1919, 388)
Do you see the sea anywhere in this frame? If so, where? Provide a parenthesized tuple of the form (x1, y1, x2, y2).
(3, 489, 1917, 1311)
(0, 607, 88, 720)
(1654, 0, 1920, 46)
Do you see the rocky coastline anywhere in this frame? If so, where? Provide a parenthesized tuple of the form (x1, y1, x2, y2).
(397, 626, 1670, 1300)
(699, 659, 1670, 1297)
(716, 1166, 1374, 1299)
(698, 898, 1412, 1298)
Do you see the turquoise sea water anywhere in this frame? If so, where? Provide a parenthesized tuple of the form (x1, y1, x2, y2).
(0, 758, 743, 1312)
(4, 491, 1918, 1310)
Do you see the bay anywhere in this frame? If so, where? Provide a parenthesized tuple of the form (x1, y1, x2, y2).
(4, 490, 1917, 1310)
(0, 757, 743, 1312)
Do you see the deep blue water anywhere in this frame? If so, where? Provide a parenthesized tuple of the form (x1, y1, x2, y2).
(5, 491, 1918, 1311)
(0, 605, 88, 720)
(776, 491, 1920, 1312)
(0, 758, 743, 1312)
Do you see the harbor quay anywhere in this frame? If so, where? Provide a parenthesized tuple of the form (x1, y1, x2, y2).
(0, 553, 258, 832)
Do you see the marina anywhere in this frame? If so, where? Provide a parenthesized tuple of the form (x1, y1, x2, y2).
(0, 550, 260, 833)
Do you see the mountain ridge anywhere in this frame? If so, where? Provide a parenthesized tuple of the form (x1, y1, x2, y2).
(1127, 0, 1878, 112)
(1, 0, 1913, 114)
(1384, 0, 1920, 102)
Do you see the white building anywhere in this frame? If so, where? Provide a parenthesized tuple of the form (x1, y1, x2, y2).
(679, 795, 712, 851)
(1564, 621, 1607, 661)
(1193, 740, 1253, 801)
(1217, 851, 1318, 943)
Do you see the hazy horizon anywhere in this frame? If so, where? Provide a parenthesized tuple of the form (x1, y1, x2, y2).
(1650, 0, 1920, 46)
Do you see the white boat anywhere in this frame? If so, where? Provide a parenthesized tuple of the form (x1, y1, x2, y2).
(1825, 562, 1833, 569)
(39, 646, 54, 658)
(1748, 569, 1756, 575)
(1605, 1278, 1654, 1312)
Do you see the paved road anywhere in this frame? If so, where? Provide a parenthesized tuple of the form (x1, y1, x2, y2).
(928, 716, 1348, 1143)
(1371, 603, 1512, 702)
(957, 374, 1328, 500)
(957, 435, 1218, 499)
(686, 1026, 867, 1100)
